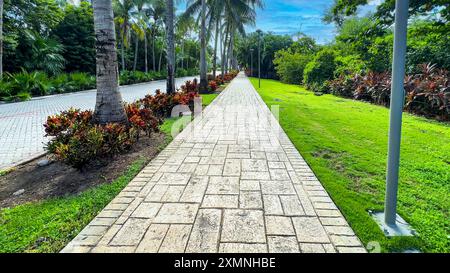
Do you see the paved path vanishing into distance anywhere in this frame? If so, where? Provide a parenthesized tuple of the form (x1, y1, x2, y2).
(0, 76, 196, 170)
(62, 73, 366, 253)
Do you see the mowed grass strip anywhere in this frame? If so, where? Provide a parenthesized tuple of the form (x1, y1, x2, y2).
(250, 77, 449, 253)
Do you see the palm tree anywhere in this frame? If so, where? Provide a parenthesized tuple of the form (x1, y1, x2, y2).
(132, 0, 152, 71)
(165, 0, 175, 94)
(93, 0, 128, 124)
(114, 0, 134, 71)
(199, 0, 208, 93)
(0, 0, 3, 78)
(222, 0, 263, 71)
(182, 0, 211, 93)
(147, 0, 165, 71)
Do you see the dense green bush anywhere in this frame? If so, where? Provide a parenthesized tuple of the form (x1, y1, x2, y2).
(1, 70, 51, 101)
(303, 49, 337, 91)
(274, 50, 310, 84)
(1, 69, 200, 101)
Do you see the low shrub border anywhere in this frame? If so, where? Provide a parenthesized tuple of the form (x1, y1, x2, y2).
(0, 68, 200, 102)
(327, 63, 449, 121)
(43, 72, 238, 169)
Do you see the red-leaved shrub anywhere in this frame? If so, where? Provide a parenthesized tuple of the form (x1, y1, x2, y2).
(328, 63, 449, 120)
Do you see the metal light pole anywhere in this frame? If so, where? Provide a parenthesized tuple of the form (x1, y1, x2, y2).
(256, 29, 262, 88)
(371, 0, 414, 237)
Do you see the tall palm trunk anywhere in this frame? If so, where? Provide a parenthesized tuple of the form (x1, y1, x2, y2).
(92, 0, 127, 124)
(0, 0, 3, 78)
(121, 35, 126, 71)
(230, 32, 236, 70)
(221, 24, 229, 80)
(165, 0, 175, 94)
(212, 17, 219, 78)
(133, 36, 139, 71)
(144, 33, 148, 73)
(181, 40, 184, 71)
(199, 0, 208, 93)
(152, 28, 156, 70)
(158, 45, 163, 72)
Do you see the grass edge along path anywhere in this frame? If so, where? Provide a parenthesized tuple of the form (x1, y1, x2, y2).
(0, 93, 218, 253)
(250, 77, 449, 253)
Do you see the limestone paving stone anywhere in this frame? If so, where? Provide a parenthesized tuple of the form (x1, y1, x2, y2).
(186, 209, 222, 253)
(154, 203, 199, 224)
(265, 216, 295, 235)
(239, 191, 263, 209)
(202, 195, 239, 208)
(221, 209, 266, 243)
(136, 224, 169, 253)
(268, 236, 299, 253)
(292, 217, 330, 243)
(219, 243, 267, 253)
(262, 195, 284, 215)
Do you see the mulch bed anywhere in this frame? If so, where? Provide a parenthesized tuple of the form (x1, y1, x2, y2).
(0, 133, 167, 209)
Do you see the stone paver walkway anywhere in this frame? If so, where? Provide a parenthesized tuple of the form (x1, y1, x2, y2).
(0, 76, 196, 170)
(62, 73, 366, 253)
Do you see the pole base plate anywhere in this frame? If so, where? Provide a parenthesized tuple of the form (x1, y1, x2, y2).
(369, 210, 416, 237)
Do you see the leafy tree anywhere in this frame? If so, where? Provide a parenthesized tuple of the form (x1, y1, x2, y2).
(53, 1, 96, 73)
(19, 30, 65, 75)
(406, 19, 450, 72)
(236, 31, 292, 79)
(273, 34, 318, 84)
(324, 0, 450, 27)
(1, 0, 4, 78)
(303, 48, 337, 87)
(274, 50, 310, 84)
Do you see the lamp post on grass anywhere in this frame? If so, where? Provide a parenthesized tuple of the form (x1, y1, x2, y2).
(371, 0, 415, 237)
(256, 29, 262, 88)
(250, 49, 254, 77)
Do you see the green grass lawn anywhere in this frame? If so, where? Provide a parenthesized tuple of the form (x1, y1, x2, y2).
(0, 93, 217, 253)
(201, 93, 219, 107)
(250, 78, 449, 253)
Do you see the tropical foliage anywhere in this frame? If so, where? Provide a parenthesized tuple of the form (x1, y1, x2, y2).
(43, 71, 236, 168)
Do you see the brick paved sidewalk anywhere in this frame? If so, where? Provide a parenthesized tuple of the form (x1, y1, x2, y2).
(61, 73, 366, 253)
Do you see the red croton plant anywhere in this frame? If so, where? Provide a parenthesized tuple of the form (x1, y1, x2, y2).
(328, 63, 449, 120)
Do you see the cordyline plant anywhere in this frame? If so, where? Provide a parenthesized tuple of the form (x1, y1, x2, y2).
(328, 63, 450, 121)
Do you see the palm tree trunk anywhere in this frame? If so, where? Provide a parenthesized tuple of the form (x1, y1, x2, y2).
(152, 28, 156, 70)
(92, 0, 127, 124)
(165, 0, 175, 94)
(0, 0, 3, 78)
(133, 35, 139, 71)
(230, 32, 236, 70)
(121, 35, 126, 71)
(144, 32, 148, 73)
(181, 40, 184, 71)
(212, 17, 219, 78)
(221, 24, 229, 80)
(158, 46, 163, 72)
(199, 0, 208, 93)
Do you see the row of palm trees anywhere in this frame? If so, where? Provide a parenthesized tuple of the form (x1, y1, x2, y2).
(91, 0, 262, 124)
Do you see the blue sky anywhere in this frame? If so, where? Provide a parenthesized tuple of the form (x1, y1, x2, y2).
(246, 0, 382, 44)
(247, 0, 336, 44)
(177, 0, 382, 44)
